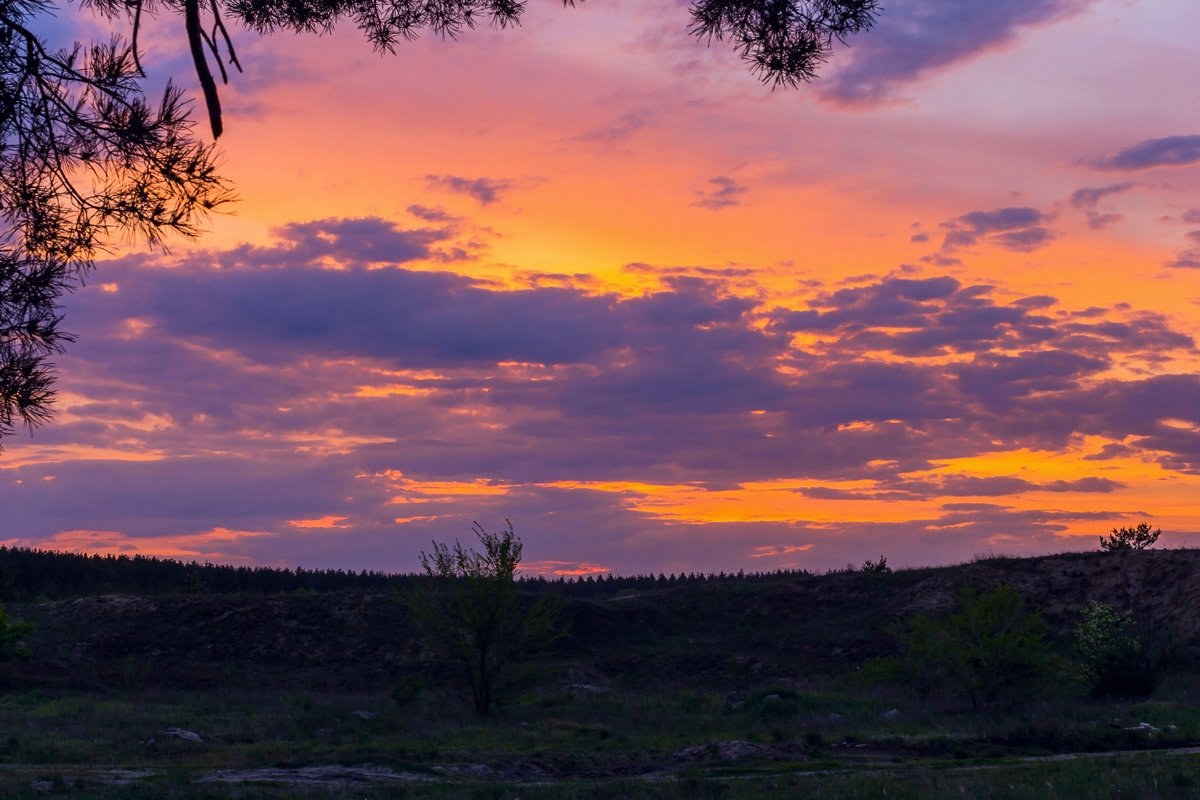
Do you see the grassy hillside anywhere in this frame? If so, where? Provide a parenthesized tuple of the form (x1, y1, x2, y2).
(7, 548, 1199, 690)
(2, 548, 1200, 797)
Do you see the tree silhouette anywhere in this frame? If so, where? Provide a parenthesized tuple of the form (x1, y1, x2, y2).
(1, 0, 233, 443)
(404, 520, 561, 716)
(1099, 522, 1161, 552)
(0, 0, 878, 443)
(81, 0, 881, 141)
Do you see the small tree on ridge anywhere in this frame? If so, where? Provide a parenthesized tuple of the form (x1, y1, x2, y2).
(405, 520, 561, 716)
(1100, 522, 1160, 552)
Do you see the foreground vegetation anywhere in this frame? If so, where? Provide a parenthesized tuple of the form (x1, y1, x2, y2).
(2, 675, 1200, 797)
(1, 538, 1198, 796)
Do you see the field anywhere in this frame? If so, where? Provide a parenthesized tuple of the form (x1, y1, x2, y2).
(2, 548, 1200, 797)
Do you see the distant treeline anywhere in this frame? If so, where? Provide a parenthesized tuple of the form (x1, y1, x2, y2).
(0, 546, 817, 601)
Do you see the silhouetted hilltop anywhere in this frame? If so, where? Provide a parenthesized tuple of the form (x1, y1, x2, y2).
(0, 545, 801, 602)
(7, 548, 1199, 691)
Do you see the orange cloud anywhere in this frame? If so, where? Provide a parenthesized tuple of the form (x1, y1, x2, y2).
(14, 527, 273, 563)
(750, 544, 814, 558)
(520, 560, 611, 577)
(287, 516, 352, 529)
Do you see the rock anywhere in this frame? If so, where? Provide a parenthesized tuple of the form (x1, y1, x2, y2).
(564, 683, 612, 694)
(882, 708, 901, 719)
(674, 740, 766, 763)
(352, 710, 377, 720)
(163, 727, 203, 743)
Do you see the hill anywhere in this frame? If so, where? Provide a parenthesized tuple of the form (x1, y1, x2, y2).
(6, 548, 1198, 691)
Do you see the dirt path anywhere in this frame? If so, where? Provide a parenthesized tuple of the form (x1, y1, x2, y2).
(6, 745, 1200, 790)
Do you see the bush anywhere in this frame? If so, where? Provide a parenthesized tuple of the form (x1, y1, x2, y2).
(1100, 522, 1160, 551)
(0, 604, 33, 661)
(867, 613, 945, 698)
(1073, 600, 1170, 698)
(876, 584, 1051, 708)
(860, 555, 892, 575)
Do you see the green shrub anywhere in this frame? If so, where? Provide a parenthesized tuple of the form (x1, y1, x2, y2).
(1073, 600, 1170, 698)
(0, 604, 33, 662)
(867, 613, 945, 698)
(875, 584, 1051, 708)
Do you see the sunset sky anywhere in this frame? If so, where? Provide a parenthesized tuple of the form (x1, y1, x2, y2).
(4, 0, 1200, 576)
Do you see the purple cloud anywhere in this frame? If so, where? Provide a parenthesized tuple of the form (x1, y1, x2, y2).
(572, 113, 646, 144)
(1089, 135, 1200, 171)
(819, 0, 1096, 106)
(1070, 183, 1134, 209)
(993, 227, 1056, 252)
(1070, 182, 1133, 229)
(1166, 230, 1200, 269)
(851, 473, 1126, 500)
(406, 204, 460, 223)
(691, 176, 749, 211)
(1043, 477, 1123, 493)
(932, 206, 1057, 258)
(1167, 252, 1200, 269)
(10, 220, 1199, 574)
(425, 174, 515, 205)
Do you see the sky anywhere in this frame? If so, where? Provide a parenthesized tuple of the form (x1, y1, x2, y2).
(4, 0, 1200, 576)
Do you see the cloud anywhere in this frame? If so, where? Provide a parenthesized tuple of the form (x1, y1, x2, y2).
(691, 176, 748, 211)
(405, 204, 461, 223)
(12, 221, 1199, 573)
(1043, 477, 1124, 493)
(1070, 183, 1134, 209)
(248, 217, 443, 266)
(1166, 251, 1200, 270)
(929, 206, 1057, 260)
(1165, 230, 1200, 269)
(819, 0, 1096, 106)
(992, 227, 1057, 252)
(425, 174, 515, 206)
(88, 266, 630, 369)
(1069, 182, 1133, 229)
(1088, 135, 1200, 171)
(571, 113, 646, 144)
(813, 473, 1124, 501)
(16, 527, 275, 563)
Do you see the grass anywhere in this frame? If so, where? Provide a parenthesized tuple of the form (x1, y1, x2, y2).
(2, 674, 1200, 797)
(7, 549, 1200, 796)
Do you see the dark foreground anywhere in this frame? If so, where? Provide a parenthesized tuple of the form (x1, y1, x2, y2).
(3, 549, 1200, 797)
